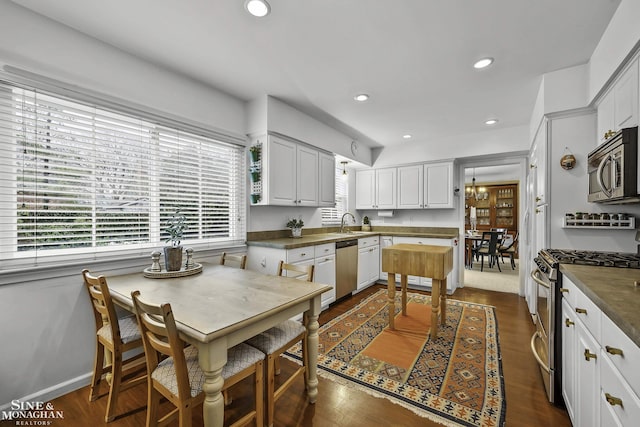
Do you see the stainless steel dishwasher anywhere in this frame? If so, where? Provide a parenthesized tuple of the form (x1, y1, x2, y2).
(335, 239, 358, 299)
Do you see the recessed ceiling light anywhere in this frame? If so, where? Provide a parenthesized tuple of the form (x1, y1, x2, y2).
(245, 0, 271, 17)
(354, 94, 370, 102)
(473, 57, 494, 69)
(402, 134, 412, 139)
(485, 118, 499, 125)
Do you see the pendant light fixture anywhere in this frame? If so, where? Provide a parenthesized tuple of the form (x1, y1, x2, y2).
(341, 161, 349, 180)
(471, 168, 478, 201)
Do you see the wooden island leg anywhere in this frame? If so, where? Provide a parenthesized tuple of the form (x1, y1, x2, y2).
(401, 274, 408, 316)
(387, 272, 396, 330)
(440, 278, 447, 325)
(430, 280, 440, 340)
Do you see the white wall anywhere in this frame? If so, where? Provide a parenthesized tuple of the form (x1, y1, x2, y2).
(589, 0, 640, 102)
(548, 112, 640, 252)
(0, 2, 249, 409)
(0, 1, 246, 138)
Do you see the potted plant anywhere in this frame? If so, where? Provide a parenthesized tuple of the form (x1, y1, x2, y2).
(163, 210, 188, 271)
(286, 217, 304, 238)
(250, 193, 261, 204)
(249, 145, 261, 163)
(362, 215, 371, 231)
(249, 166, 261, 182)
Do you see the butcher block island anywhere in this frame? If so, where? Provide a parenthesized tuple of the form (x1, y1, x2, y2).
(382, 243, 453, 339)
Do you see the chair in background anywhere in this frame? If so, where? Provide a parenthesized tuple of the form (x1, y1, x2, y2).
(221, 252, 247, 269)
(131, 290, 264, 427)
(475, 231, 503, 272)
(246, 261, 314, 427)
(499, 232, 519, 270)
(82, 269, 147, 422)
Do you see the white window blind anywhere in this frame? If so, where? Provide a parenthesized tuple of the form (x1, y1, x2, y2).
(321, 166, 348, 225)
(0, 81, 245, 268)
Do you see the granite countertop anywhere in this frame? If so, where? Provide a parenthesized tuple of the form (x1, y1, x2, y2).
(560, 264, 640, 348)
(246, 227, 460, 249)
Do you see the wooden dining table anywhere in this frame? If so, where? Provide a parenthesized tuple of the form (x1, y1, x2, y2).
(464, 233, 483, 268)
(106, 262, 332, 427)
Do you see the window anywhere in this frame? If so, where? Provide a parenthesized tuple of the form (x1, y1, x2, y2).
(321, 166, 348, 225)
(0, 80, 245, 268)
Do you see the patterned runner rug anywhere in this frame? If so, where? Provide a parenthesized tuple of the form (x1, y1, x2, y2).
(285, 289, 506, 427)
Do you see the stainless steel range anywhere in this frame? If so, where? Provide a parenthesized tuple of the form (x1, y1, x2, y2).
(531, 249, 640, 405)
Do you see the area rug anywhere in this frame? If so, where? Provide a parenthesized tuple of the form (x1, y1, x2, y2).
(285, 289, 505, 427)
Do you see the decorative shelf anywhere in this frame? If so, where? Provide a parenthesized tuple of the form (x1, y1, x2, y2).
(562, 217, 635, 229)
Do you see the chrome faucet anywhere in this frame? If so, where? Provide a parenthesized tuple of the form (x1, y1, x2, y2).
(340, 212, 356, 233)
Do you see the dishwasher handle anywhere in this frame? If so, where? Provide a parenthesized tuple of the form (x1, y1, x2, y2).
(336, 239, 359, 249)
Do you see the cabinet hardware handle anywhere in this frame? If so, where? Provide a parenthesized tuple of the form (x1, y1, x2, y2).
(535, 196, 542, 202)
(605, 346, 624, 356)
(559, 288, 569, 293)
(301, 253, 306, 256)
(565, 318, 574, 327)
(583, 348, 597, 361)
(530, 163, 536, 169)
(575, 308, 587, 314)
(605, 393, 623, 407)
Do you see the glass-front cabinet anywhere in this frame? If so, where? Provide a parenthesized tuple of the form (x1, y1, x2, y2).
(465, 183, 518, 234)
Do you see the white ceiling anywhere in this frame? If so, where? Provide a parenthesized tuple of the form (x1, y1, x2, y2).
(11, 0, 621, 149)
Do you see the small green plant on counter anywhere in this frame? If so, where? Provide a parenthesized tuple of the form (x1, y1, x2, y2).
(164, 210, 188, 247)
(286, 217, 304, 229)
(363, 216, 370, 225)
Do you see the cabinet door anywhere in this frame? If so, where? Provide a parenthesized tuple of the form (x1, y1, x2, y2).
(357, 246, 371, 289)
(368, 245, 380, 284)
(614, 59, 638, 131)
(318, 151, 335, 207)
(296, 145, 319, 206)
(315, 254, 336, 307)
(267, 136, 297, 205)
(375, 167, 397, 209)
(397, 165, 423, 209)
(355, 169, 376, 209)
(424, 162, 453, 208)
(576, 320, 600, 427)
(598, 90, 615, 145)
(562, 299, 577, 425)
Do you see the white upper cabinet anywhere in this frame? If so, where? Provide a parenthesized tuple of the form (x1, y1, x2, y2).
(355, 168, 397, 209)
(424, 162, 453, 208)
(375, 168, 397, 209)
(395, 161, 454, 209)
(258, 134, 328, 206)
(296, 144, 319, 206)
(397, 165, 423, 209)
(597, 58, 639, 145)
(318, 151, 336, 207)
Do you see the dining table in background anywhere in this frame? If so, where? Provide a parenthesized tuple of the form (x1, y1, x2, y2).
(464, 232, 483, 269)
(106, 262, 331, 427)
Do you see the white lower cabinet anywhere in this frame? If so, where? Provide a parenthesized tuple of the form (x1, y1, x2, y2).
(387, 236, 458, 293)
(313, 243, 336, 308)
(561, 276, 640, 427)
(357, 236, 379, 291)
(247, 243, 336, 310)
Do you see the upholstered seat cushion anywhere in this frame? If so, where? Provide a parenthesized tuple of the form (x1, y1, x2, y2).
(245, 320, 305, 354)
(97, 315, 141, 344)
(152, 343, 264, 398)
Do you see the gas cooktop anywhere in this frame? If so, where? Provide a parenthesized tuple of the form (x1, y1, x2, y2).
(540, 249, 640, 268)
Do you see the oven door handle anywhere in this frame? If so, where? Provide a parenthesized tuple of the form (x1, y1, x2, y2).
(531, 268, 550, 289)
(596, 154, 613, 197)
(531, 331, 550, 373)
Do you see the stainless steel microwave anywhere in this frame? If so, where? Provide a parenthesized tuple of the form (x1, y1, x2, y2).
(587, 126, 639, 204)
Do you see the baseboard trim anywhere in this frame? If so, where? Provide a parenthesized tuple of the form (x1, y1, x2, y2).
(0, 372, 92, 412)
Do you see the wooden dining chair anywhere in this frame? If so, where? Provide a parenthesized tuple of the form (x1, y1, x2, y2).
(221, 252, 247, 269)
(246, 261, 314, 427)
(131, 290, 265, 427)
(82, 269, 147, 422)
(476, 231, 503, 272)
(499, 232, 519, 269)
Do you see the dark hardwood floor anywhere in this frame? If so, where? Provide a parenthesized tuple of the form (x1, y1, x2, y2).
(6, 285, 571, 427)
